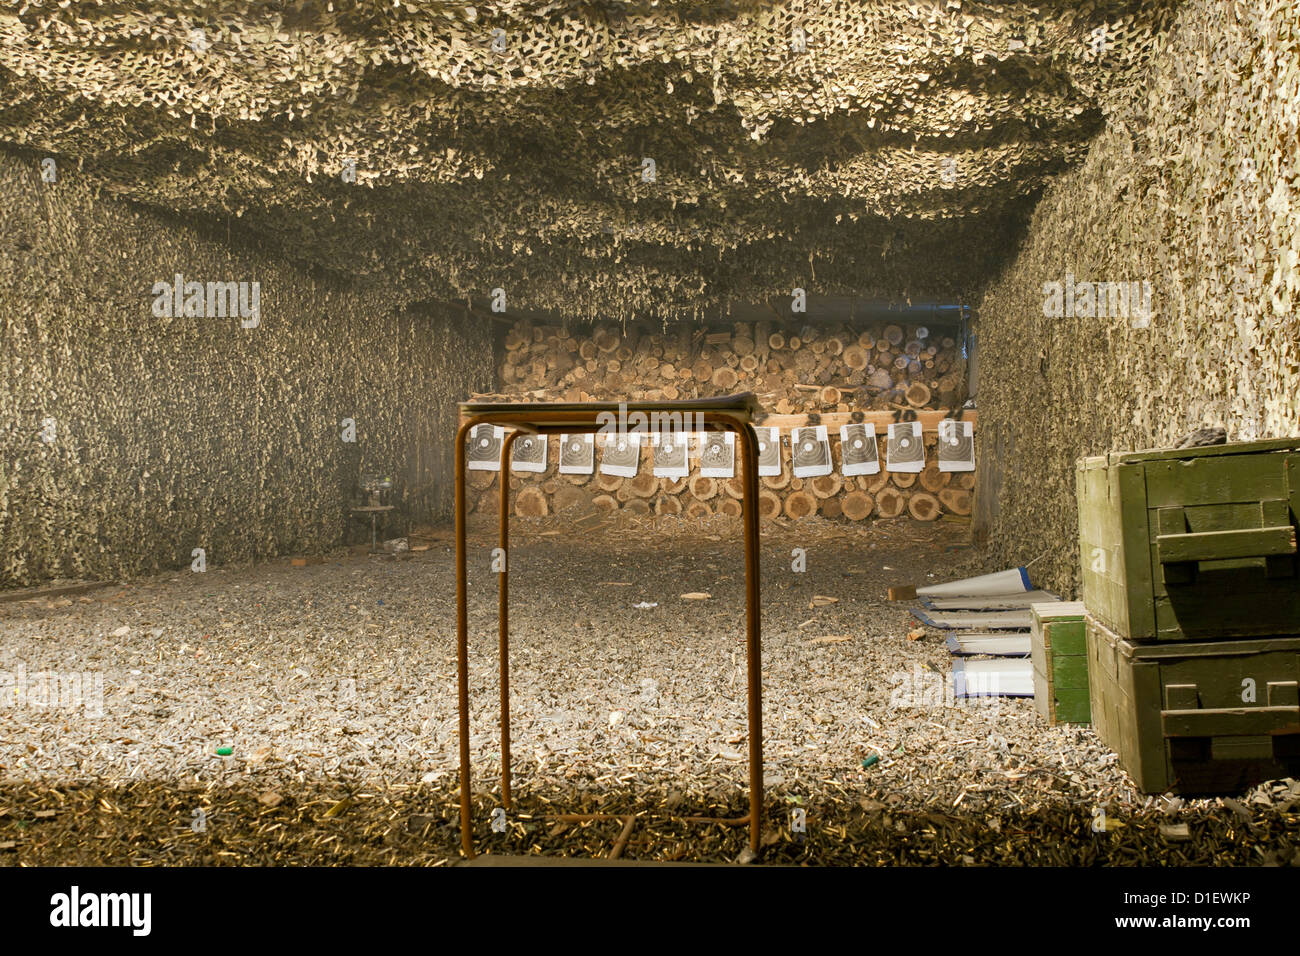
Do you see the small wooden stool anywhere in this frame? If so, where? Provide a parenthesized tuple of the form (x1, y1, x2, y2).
(454, 393, 765, 859)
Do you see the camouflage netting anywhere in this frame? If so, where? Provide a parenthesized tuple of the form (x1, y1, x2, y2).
(0, 156, 492, 588)
(975, 0, 1300, 596)
(0, 0, 1177, 320)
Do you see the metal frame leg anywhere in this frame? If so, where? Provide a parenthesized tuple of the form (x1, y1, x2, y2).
(735, 421, 764, 854)
(498, 430, 520, 810)
(454, 417, 477, 859)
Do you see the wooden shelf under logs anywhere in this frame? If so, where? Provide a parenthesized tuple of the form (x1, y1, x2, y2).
(461, 407, 978, 435)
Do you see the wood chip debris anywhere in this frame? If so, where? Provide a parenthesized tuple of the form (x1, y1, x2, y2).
(2, 521, 1295, 864)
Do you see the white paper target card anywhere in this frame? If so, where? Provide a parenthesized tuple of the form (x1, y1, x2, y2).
(599, 432, 641, 478)
(756, 426, 782, 477)
(840, 423, 880, 476)
(886, 421, 925, 473)
(558, 433, 595, 474)
(467, 424, 505, 471)
(510, 433, 548, 473)
(697, 431, 736, 478)
(651, 431, 689, 478)
(937, 419, 975, 472)
(791, 426, 832, 478)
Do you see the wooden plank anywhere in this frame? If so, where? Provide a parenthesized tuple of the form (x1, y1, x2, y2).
(1157, 525, 1296, 564)
(1118, 463, 1156, 639)
(1045, 620, 1086, 655)
(913, 609, 1032, 630)
(924, 590, 1058, 610)
(1033, 668, 1051, 720)
(953, 658, 1034, 697)
(1050, 654, 1090, 689)
(1143, 455, 1288, 509)
(1163, 705, 1300, 738)
(1129, 655, 1166, 792)
(1053, 696, 1092, 724)
(946, 632, 1031, 657)
(1111, 436, 1300, 465)
(1030, 600, 1085, 623)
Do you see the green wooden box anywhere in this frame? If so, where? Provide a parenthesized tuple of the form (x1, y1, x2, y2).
(1031, 601, 1091, 725)
(1077, 437, 1300, 642)
(1087, 614, 1300, 794)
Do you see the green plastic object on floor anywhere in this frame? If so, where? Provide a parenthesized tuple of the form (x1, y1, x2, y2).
(216, 746, 233, 756)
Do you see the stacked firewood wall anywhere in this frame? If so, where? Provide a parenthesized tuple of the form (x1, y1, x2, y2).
(470, 318, 974, 521)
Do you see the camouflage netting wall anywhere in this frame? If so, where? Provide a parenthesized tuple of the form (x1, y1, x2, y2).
(975, 0, 1300, 597)
(0, 153, 492, 588)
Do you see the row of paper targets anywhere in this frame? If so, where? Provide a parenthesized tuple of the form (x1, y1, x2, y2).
(466, 420, 975, 478)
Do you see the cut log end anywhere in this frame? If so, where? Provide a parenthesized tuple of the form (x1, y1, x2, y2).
(876, 488, 906, 519)
(905, 382, 932, 407)
(784, 491, 818, 519)
(685, 501, 713, 520)
(654, 494, 683, 515)
(711, 367, 739, 390)
(515, 487, 548, 517)
(907, 492, 941, 521)
(688, 475, 718, 500)
(628, 472, 658, 498)
(919, 461, 949, 493)
(810, 474, 843, 498)
(842, 345, 868, 370)
(938, 488, 973, 515)
(842, 491, 874, 521)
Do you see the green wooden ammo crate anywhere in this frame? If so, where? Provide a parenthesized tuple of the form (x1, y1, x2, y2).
(1077, 437, 1300, 642)
(1087, 614, 1300, 794)
(1031, 601, 1091, 725)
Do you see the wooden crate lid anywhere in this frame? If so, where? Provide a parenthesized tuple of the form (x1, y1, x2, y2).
(1078, 437, 1300, 472)
(1104, 436, 1300, 466)
(1030, 600, 1086, 623)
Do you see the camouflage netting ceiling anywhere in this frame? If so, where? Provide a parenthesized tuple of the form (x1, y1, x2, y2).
(0, 0, 1177, 321)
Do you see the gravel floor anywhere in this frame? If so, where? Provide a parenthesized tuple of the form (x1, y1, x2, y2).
(2, 514, 1298, 865)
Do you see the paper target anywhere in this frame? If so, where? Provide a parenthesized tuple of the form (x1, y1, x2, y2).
(599, 432, 641, 477)
(756, 426, 782, 477)
(791, 425, 832, 478)
(558, 433, 594, 474)
(652, 431, 689, 478)
(937, 419, 975, 472)
(886, 421, 925, 473)
(467, 424, 504, 471)
(510, 433, 548, 473)
(840, 423, 880, 476)
(697, 431, 735, 478)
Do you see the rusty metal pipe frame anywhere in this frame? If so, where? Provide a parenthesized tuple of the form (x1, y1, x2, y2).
(498, 428, 521, 811)
(456, 410, 763, 860)
(454, 416, 475, 859)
